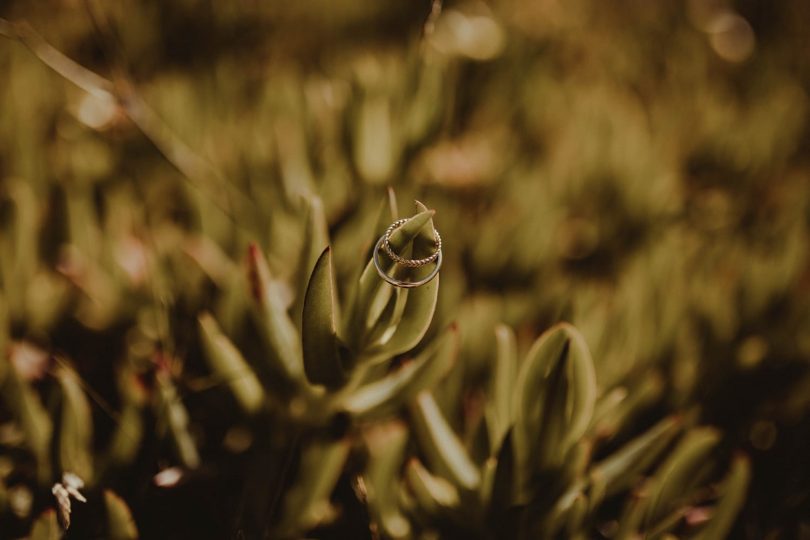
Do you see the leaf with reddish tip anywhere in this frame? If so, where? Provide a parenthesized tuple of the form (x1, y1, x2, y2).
(246, 243, 303, 380)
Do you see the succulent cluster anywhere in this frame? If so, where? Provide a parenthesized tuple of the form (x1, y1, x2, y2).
(0, 192, 751, 539)
(1, 0, 809, 538)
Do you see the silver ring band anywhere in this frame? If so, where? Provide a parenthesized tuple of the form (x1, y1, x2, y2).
(373, 235, 442, 288)
(382, 219, 442, 268)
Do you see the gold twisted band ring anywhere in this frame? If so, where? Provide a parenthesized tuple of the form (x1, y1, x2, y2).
(382, 218, 442, 267)
(373, 219, 442, 288)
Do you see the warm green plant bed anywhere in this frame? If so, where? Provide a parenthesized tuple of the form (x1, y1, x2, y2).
(0, 1, 809, 538)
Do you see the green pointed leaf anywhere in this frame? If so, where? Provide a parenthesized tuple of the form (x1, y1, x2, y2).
(293, 196, 330, 330)
(405, 457, 460, 514)
(354, 95, 396, 184)
(30, 509, 61, 540)
(410, 391, 480, 491)
(104, 490, 139, 540)
(0, 292, 8, 385)
(644, 427, 721, 527)
(302, 248, 347, 389)
(372, 187, 399, 243)
(565, 493, 588, 537)
(2, 353, 53, 482)
(592, 415, 682, 497)
(278, 438, 350, 535)
(106, 402, 143, 468)
(362, 201, 440, 359)
(486, 324, 518, 453)
(364, 423, 411, 539)
(344, 208, 436, 352)
(587, 471, 607, 514)
(615, 485, 650, 540)
(105, 365, 147, 468)
(367, 275, 439, 360)
(56, 365, 94, 483)
(155, 372, 199, 469)
(487, 429, 517, 519)
(343, 189, 398, 313)
(512, 323, 596, 500)
(363, 287, 400, 347)
(340, 324, 458, 419)
(0, 479, 6, 514)
(246, 243, 303, 380)
(591, 374, 664, 439)
(198, 313, 265, 414)
(692, 454, 750, 540)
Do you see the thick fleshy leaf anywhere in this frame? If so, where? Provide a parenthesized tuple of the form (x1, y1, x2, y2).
(105, 365, 147, 468)
(2, 359, 53, 482)
(293, 196, 330, 330)
(512, 323, 596, 500)
(367, 276, 439, 360)
(364, 422, 411, 539)
(410, 392, 480, 491)
(371, 187, 399, 245)
(278, 439, 350, 535)
(0, 292, 8, 385)
(302, 248, 347, 389)
(30, 509, 61, 540)
(104, 490, 139, 540)
(405, 457, 460, 514)
(592, 415, 682, 497)
(363, 201, 440, 359)
(246, 243, 303, 380)
(486, 324, 518, 453)
(366, 201, 439, 359)
(591, 374, 664, 439)
(615, 481, 651, 540)
(155, 372, 199, 469)
(198, 313, 265, 414)
(354, 95, 396, 184)
(692, 454, 750, 540)
(487, 429, 517, 518)
(344, 208, 436, 352)
(340, 324, 458, 419)
(565, 494, 588, 537)
(56, 365, 94, 483)
(363, 287, 400, 347)
(0, 477, 6, 513)
(643, 427, 721, 527)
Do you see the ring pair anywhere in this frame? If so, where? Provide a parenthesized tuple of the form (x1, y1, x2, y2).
(373, 218, 442, 288)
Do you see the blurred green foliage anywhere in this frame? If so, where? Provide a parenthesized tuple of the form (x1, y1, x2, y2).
(1, 0, 809, 538)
